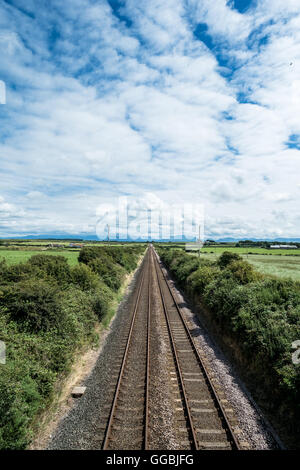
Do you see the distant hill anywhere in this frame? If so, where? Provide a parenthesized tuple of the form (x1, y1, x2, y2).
(1, 234, 300, 243)
(215, 237, 300, 243)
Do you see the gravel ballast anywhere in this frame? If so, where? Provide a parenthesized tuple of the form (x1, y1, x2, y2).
(47, 250, 281, 450)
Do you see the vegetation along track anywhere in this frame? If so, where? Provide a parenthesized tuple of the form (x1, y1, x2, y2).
(101, 246, 241, 450)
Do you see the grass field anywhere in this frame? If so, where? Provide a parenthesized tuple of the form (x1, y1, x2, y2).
(1, 243, 300, 280)
(156, 243, 300, 280)
(0, 242, 147, 267)
(154, 243, 300, 256)
(0, 249, 79, 266)
(245, 255, 300, 281)
(0, 240, 147, 246)
(200, 246, 300, 256)
(191, 252, 300, 281)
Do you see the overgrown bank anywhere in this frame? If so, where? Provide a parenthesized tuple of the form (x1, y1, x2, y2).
(157, 247, 300, 448)
(0, 245, 144, 450)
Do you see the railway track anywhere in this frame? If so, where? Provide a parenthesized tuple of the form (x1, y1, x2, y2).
(101, 246, 241, 450)
(152, 248, 240, 450)
(102, 249, 151, 450)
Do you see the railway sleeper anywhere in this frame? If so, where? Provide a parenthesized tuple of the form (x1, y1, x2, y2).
(198, 441, 231, 450)
(115, 406, 144, 413)
(112, 425, 144, 431)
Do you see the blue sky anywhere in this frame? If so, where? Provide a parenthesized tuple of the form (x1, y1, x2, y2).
(0, 0, 300, 239)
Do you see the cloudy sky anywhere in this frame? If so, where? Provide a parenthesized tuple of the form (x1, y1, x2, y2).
(0, 0, 300, 239)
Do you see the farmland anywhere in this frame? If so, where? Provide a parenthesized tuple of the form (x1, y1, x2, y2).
(0, 249, 79, 266)
(201, 246, 300, 256)
(241, 255, 300, 281)
(0, 240, 147, 267)
(1, 241, 300, 281)
(195, 253, 300, 282)
(154, 243, 300, 281)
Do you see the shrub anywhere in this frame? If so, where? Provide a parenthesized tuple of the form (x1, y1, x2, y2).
(0, 371, 32, 450)
(88, 256, 124, 291)
(203, 275, 243, 323)
(187, 264, 220, 297)
(78, 246, 143, 290)
(90, 281, 113, 320)
(71, 264, 100, 291)
(28, 255, 71, 285)
(0, 280, 64, 333)
(217, 251, 242, 269)
(224, 259, 262, 284)
(174, 258, 200, 285)
(78, 247, 107, 265)
(102, 246, 138, 272)
(0, 261, 36, 284)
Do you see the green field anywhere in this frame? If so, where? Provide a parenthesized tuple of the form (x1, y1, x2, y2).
(0, 239, 147, 246)
(200, 246, 300, 256)
(1, 243, 300, 280)
(155, 243, 300, 281)
(154, 243, 300, 256)
(0, 241, 147, 267)
(188, 251, 300, 281)
(0, 249, 79, 266)
(244, 255, 300, 281)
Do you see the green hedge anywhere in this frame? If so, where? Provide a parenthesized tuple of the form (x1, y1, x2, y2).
(158, 248, 300, 446)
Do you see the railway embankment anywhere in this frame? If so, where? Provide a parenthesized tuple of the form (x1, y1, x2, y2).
(0, 245, 144, 450)
(157, 247, 300, 449)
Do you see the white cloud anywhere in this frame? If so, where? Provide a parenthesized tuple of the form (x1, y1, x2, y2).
(188, 0, 252, 43)
(0, 0, 300, 239)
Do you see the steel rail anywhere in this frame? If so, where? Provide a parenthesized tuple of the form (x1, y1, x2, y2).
(152, 247, 240, 450)
(144, 248, 152, 449)
(102, 249, 149, 450)
(152, 247, 199, 450)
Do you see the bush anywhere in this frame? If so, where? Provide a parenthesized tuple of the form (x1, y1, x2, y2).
(0, 280, 64, 333)
(28, 255, 71, 285)
(217, 251, 242, 269)
(174, 258, 200, 285)
(78, 245, 143, 290)
(102, 246, 138, 272)
(0, 371, 32, 450)
(223, 260, 262, 284)
(78, 247, 107, 265)
(71, 264, 100, 291)
(90, 281, 113, 320)
(88, 256, 124, 291)
(0, 261, 36, 284)
(187, 264, 220, 297)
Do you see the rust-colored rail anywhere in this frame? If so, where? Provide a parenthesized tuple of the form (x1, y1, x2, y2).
(152, 246, 240, 450)
(144, 249, 151, 449)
